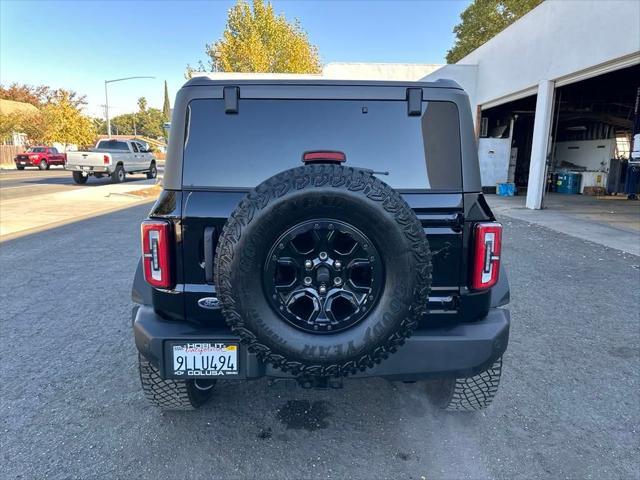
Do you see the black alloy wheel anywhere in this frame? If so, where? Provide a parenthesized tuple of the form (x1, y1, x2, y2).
(264, 219, 384, 334)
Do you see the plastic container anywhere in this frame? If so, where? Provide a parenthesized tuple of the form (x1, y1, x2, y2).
(556, 172, 581, 194)
(497, 182, 516, 196)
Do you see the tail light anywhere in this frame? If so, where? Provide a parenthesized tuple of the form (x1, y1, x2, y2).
(471, 222, 502, 290)
(103, 155, 109, 165)
(141, 220, 173, 288)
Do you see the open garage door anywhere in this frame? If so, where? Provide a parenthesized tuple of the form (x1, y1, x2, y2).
(479, 64, 639, 198)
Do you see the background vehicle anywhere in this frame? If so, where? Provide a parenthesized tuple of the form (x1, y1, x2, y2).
(65, 139, 157, 184)
(132, 78, 510, 412)
(14, 146, 66, 170)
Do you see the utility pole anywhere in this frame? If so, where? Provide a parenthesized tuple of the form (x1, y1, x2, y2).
(104, 82, 110, 138)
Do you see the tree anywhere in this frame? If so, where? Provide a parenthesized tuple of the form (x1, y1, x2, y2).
(40, 92, 96, 148)
(92, 117, 106, 135)
(0, 82, 87, 108)
(136, 108, 165, 139)
(0, 85, 94, 147)
(186, 0, 321, 77)
(446, 0, 543, 64)
(0, 111, 45, 143)
(109, 113, 136, 136)
(45, 88, 88, 109)
(108, 97, 165, 139)
(0, 84, 50, 107)
(162, 81, 171, 121)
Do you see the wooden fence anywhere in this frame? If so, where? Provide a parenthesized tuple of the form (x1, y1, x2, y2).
(0, 145, 23, 168)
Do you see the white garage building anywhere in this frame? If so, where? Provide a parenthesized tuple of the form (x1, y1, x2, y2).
(323, 0, 640, 209)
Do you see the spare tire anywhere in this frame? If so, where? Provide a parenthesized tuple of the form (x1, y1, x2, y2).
(214, 164, 431, 377)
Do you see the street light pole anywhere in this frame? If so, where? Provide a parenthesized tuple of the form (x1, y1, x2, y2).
(104, 76, 155, 138)
(104, 81, 110, 138)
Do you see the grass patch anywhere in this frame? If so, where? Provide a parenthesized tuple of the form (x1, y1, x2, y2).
(126, 184, 163, 198)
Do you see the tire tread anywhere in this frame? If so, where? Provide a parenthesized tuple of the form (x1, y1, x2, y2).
(138, 355, 205, 411)
(441, 358, 503, 411)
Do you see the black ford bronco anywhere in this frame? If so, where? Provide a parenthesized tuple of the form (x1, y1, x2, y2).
(132, 78, 510, 411)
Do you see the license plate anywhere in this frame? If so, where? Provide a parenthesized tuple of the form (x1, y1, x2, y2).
(171, 342, 239, 377)
(82, 166, 91, 171)
(19, 161, 25, 165)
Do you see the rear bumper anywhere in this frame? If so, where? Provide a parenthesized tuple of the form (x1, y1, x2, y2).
(133, 305, 509, 381)
(65, 165, 111, 174)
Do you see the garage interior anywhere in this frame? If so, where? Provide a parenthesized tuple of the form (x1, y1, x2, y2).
(477, 64, 640, 234)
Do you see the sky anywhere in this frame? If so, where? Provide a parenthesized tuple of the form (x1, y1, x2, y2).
(0, 0, 469, 118)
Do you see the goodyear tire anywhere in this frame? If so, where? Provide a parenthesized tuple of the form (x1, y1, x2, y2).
(214, 165, 432, 377)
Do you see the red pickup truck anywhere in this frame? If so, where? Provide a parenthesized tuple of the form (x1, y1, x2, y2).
(14, 146, 66, 170)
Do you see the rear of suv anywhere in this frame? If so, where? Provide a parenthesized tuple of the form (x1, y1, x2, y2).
(132, 77, 510, 411)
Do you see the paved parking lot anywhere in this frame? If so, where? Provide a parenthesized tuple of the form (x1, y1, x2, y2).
(0, 204, 638, 479)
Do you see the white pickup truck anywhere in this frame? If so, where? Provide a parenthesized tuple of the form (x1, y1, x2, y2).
(65, 139, 157, 184)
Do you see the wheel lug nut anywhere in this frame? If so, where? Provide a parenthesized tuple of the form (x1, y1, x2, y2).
(319, 284, 327, 295)
(304, 260, 313, 269)
(334, 277, 342, 286)
(304, 277, 312, 286)
(334, 260, 342, 269)
(319, 251, 328, 261)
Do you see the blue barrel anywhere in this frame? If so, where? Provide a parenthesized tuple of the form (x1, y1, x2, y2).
(497, 182, 516, 196)
(556, 172, 582, 194)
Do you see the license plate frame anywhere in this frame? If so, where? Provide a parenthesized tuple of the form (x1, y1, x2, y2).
(167, 341, 240, 378)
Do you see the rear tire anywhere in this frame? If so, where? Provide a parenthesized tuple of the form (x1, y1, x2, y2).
(146, 161, 157, 179)
(111, 165, 125, 183)
(16, 165, 25, 170)
(425, 357, 503, 411)
(72, 171, 88, 184)
(38, 160, 48, 170)
(138, 355, 214, 410)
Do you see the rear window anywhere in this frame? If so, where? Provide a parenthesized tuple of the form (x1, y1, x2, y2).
(183, 99, 462, 190)
(28, 147, 46, 153)
(96, 140, 130, 151)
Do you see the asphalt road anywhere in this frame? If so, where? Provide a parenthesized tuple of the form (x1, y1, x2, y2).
(0, 166, 163, 201)
(0, 205, 638, 479)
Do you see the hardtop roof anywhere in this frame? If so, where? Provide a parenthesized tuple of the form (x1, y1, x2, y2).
(182, 76, 462, 90)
